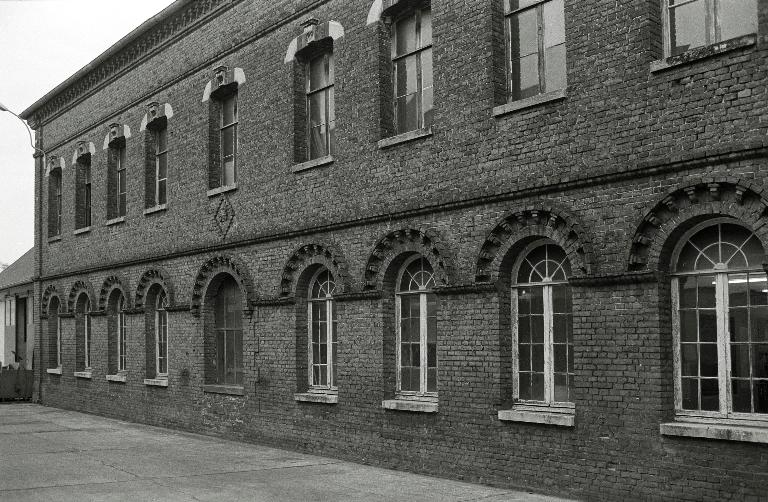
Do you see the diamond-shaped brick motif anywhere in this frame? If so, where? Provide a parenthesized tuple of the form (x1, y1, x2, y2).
(213, 195, 235, 240)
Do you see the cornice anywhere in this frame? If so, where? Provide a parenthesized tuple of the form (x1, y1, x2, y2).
(22, 0, 245, 126)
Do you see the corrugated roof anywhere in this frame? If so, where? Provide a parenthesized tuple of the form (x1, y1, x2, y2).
(0, 248, 34, 291)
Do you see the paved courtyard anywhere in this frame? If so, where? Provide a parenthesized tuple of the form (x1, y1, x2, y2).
(0, 403, 571, 501)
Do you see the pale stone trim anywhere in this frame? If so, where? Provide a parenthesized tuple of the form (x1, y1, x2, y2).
(74, 371, 92, 379)
(295, 392, 338, 404)
(202, 384, 244, 396)
(144, 378, 168, 387)
(660, 422, 768, 444)
(493, 89, 567, 117)
(382, 399, 438, 413)
(377, 128, 432, 149)
(106, 374, 127, 383)
(498, 408, 575, 427)
(291, 155, 334, 173)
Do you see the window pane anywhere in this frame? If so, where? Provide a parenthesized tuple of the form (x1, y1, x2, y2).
(427, 368, 437, 393)
(732, 378, 752, 412)
(421, 49, 433, 89)
(752, 307, 768, 342)
(553, 344, 567, 373)
(699, 343, 718, 377)
(700, 378, 719, 411)
(223, 159, 235, 186)
(530, 372, 544, 401)
(669, 0, 707, 55)
(395, 57, 419, 97)
(681, 344, 698, 376)
(531, 344, 544, 372)
(309, 92, 327, 127)
(754, 381, 768, 413)
(544, 43, 566, 92)
(718, 0, 757, 41)
(158, 153, 167, 179)
(308, 56, 328, 92)
(158, 180, 167, 205)
(531, 315, 544, 344)
(328, 88, 335, 122)
(396, 93, 420, 133)
(221, 126, 235, 158)
(697, 275, 715, 308)
(754, 345, 768, 378)
(518, 344, 530, 371)
(519, 373, 531, 400)
(420, 8, 432, 47)
(729, 308, 749, 342)
(554, 373, 569, 403)
(157, 128, 167, 152)
(699, 310, 717, 342)
(679, 276, 696, 308)
(422, 85, 434, 130)
(509, 0, 539, 10)
(729, 273, 748, 307)
(223, 96, 237, 125)
(510, 54, 540, 100)
(552, 285, 572, 313)
(310, 126, 327, 160)
(681, 377, 699, 409)
(543, 0, 565, 48)
(509, 9, 538, 58)
(395, 14, 417, 56)
(730, 343, 750, 378)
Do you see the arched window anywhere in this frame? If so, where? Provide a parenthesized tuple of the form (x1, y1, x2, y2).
(47, 297, 61, 369)
(672, 221, 768, 416)
(76, 294, 92, 371)
(213, 276, 243, 386)
(155, 290, 168, 377)
(513, 241, 573, 406)
(118, 295, 127, 372)
(396, 256, 437, 396)
(107, 291, 128, 377)
(308, 268, 337, 389)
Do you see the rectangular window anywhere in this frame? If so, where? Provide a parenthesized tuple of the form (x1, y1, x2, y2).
(392, 6, 433, 134)
(48, 170, 62, 237)
(116, 147, 126, 217)
(220, 94, 238, 187)
(56, 316, 62, 368)
(118, 309, 126, 372)
(306, 53, 335, 160)
(506, 0, 566, 101)
(84, 164, 92, 228)
(664, 0, 757, 57)
(56, 175, 62, 235)
(156, 308, 168, 377)
(154, 127, 168, 206)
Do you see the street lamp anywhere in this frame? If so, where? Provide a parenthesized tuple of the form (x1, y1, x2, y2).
(0, 101, 45, 161)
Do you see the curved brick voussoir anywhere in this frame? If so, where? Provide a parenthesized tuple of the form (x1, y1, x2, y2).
(279, 242, 350, 297)
(190, 254, 256, 316)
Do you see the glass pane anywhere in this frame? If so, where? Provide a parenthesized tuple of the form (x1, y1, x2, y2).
(509, 9, 538, 58)
(754, 345, 768, 378)
(309, 92, 326, 127)
(729, 308, 749, 342)
(519, 373, 531, 400)
(222, 96, 237, 125)
(427, 368, 437, 392)
(752, 307, 768, 342)
(750, 275, 768, 306)
(700, 378, 719, 411)
(157, 128, 167, 152)
(310, 125, 327, 160)
(531, 344, 544, 372)
(510, 53, 539, 100)
(553, 344, 567, 373)
(421, 49, 433, 88)
(531, 315, 544, 344)
(422, 85, 433, 129)
(681, 377, 699, 409)
(552, 285, 572, 313)
(308, 56, 328, 91)
(157, 180, 167, 205)
(699, 343, 718, 377)
(518, 316, 530, 344)
(427, 343, 436, 367)
(518, 288, 531, 315)
(730, 343, 750, 378)
(226, 332, 235, 384)
(679, 276, 697, 308)
(509, 0, 540, 10)
(530, 286, 544, 314)
(395, 57, 419, 97)
(718, 0, 758, 41)
(221, 127, 235, 158)
(729, 273, 748, 307)
(553, 314, 569, 344)
(328, 88, 335, 122)
(216, 331, 225, 382)
(732, 379, 752, 412)
(395, 14, 417, 56)
(543, 0, 565, 47)
(697, 275, 715, 308)
(420, 8, 432, 47)
(754, 381, 768, 413)
(396, 94, 419, 133)
(224, 160, 235, 186)
(669, 0, 707, 55)
(531, 373, 544, 401)
(544, 44, 566, 92)
(554, 373, 568, 402)
(158, 153, 167, 179)
(518, 344, 530, 371)
(681, 344, 698, 376)
(699, 310, 717, 342)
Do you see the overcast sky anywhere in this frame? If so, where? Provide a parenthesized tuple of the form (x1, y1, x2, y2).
(0, 0, 176, 266)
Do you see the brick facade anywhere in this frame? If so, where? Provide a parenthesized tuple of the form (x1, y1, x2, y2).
(22, 0, 768, 499)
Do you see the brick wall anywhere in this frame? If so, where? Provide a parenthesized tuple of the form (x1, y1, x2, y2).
(31, 0, 768, 500)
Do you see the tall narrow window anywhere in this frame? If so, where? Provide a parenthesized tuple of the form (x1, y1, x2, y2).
(506, 0, 566, 101)
(396, 256, 437, 396)
(108, 146, 127, 219)
(513, 241, 573, 406)
(76, 295, 92, 370)
(392, 6, 433, 134)
(76, 156, 92, 229)
(309, 269, 337, 389)
(220, 94, 238, 187)
(154, 127, 168, 206)
(306, 53, 335, 160)
(48, 168, 62, 237)
(212, 276, 243, 386)
(155, 291, 168, 377)
(116, 147, 126, 217)
(84, 165, 92, 228)
(672, 221, 768, 417)
(663, 0, 757, 57)
(47, 297, 61, 369)
(118, 295, 127, 372)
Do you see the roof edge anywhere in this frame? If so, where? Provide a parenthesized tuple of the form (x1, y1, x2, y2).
(20, 0, 190, 121)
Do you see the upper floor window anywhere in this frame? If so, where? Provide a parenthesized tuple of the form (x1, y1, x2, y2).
(505, 0, 566, 101)
(220, 94, 238, 187)
(108, 145, 127, 219)
(212, 276, 243, 386)
(48, 167, 62, 237)
(309, 268, 337, 390)
(672, 221, 768, 418)
(153, 127, 168, 206)
(396, 256, 437, 397)
(306, 53, 335, 160)
(663, 0, 758, 57)
(75, 156, 92, 229)
(513, 241, 573, 406)
(392, 6, 433, 134)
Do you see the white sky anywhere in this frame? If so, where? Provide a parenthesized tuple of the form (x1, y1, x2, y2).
(0, 0, 176, 266)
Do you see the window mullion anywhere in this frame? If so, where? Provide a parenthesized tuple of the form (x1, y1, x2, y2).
(672, 278, 683, 411)
(544, 284, 554, 404)
(420, 292, 428, 394)
(512, 288, 520, 399)
(326, 298, 334, 387)
(396, 295, 402, 393)
(307, 301, 313, 387)
(716, 272, 730, 414)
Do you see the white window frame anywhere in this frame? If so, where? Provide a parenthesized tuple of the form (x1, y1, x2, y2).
(219, 93, 238, 188)
(154, 127, 168, 206)
(511, 239, 574, 411)
(117, 295, 127, 373)
(155, 291, 168, 378)
(116, 147, 127, 217)
(391, 5, 433, 134)
(307, 268, 337, 392)
(670, 218, 768, 426)
(395, 255, 437, 399)
(82, 297, 91, 370)
(56, 310, 62, 369)
(305, 52, 335, 161)
(213, 277, 243, 386)
(661, 0, 758, 57)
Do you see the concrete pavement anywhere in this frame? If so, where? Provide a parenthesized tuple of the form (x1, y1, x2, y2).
(0, 403, 573, 501)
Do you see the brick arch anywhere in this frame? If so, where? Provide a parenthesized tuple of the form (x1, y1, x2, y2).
(279, 243, 350, 297)
(191, 254, 255, 317)
(41, 284, 61, 317)
(627, 180, 768, 272)
(134, 268, 175, 310)
(98, 275, 130, 311)
(67, 280, 95, 312)
(475, 204, 595, 283)
(363, 228, 455, 290)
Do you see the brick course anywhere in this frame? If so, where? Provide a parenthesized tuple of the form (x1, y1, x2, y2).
(24, 0, 768, 500)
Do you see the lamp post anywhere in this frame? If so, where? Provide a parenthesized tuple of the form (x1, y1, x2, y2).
(0, 101, 45, 161)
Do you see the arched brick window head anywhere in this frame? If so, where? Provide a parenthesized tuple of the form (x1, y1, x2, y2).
(671, 220, 768, 417)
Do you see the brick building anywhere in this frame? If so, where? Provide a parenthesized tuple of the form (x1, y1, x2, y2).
(20, 0, 768, 499)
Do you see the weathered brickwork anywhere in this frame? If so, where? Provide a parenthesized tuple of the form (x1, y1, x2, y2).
(24, 0, 768, 500)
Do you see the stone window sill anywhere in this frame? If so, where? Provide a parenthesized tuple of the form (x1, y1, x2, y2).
(106, 373, 127, 383)
(377, 128, 432, 149)
(291, 155, 334, 173)
(143, 204, 167, 216)
(660, 421, 768, 444)
(294, 392, 338, 404)
(493, 88, 567, 117)
(73, 226, 91, 236)
(73, 371, 92, 379)
(203, 384, 244, 396)
(144, 378, 168, 387)
(46, 367, 62, 375)
(650, 34, 756, 73)
(382, 399, 438, 413)
(48, 235, 62, 244)
(498, 408, 575, 427)
(207, 184, 238, 198)
(106, 216, 125, 226)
